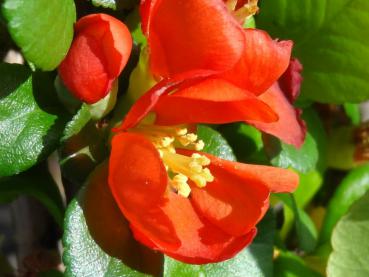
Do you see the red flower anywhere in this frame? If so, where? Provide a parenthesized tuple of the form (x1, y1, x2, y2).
(109, 116, 298, 264)
(122, 0, 305, 147)
(59, 14, 132, 104)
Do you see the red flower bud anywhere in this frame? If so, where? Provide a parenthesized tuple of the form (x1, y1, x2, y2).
(59, 14, 132, 104)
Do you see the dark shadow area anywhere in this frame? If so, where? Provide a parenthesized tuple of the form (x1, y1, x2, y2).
(0, 64, 30, 100)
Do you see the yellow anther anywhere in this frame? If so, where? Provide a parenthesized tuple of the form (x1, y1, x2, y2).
(172, 174, 191, 198)
(176, 128, 188, 136)
(191, 175, 207, 188)
(178, 133, 198, 146)
(191, 153, 210, 166)
(160, 136, 174, 148)
(195, 140, 205, 151)
(189, 161, 203, 173)
(203, 168, 215, 182)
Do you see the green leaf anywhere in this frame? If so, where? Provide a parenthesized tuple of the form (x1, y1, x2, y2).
(274, 251, 323, 277)
(164, 210, 276, 277)
(294, 170, 323, 209)
(91, 0, 137, 10)
(319, 164, 369, 245)
(257, 0, 369, 103)
(265, 108, 326, 173)
(327, 191, 369, 277)
(218, 123, 268, 164)
(0, 64, 67, 177)
(343, 103, 361, 125)
(2, 0, 76, 70)
(63, 163, 160, 277)
(62, 104, 92, 142)
(278, 194, 318, 253)
(265, 133, 317, 173)
(197, 125, 236, 161)
(89, 80, 118, 120)
(0, 162, 64, 226)
(91, 0, 117, 10)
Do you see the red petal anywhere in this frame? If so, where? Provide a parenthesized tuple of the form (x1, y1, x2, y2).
(109, 133, 259, 263)
(143, 0, 245, 77)
(175, 151, 270, 237)
(109, 132, 181, 251)
(152, 78, 278, 126)
(117, 70, 215, 131)
(131, 192, 257, 264)
(76, 14, 132, 78)
(221, 29, 292, 95)
(203, 153, 299, 193)
(247, 83, 306, 147)
(279, 58, 303, 103)
(59, 14, 132, 104)
(59, 34, 111, 104)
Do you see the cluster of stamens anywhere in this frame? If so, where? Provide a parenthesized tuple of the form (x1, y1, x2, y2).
(131, 122, 214, 197)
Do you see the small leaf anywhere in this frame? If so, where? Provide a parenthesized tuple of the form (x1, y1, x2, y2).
(319, 164, 369, 245)
(197, 125, 236, 161)
(164, 210, 276, 277)
(0, 64, 68, 177)
(257, 0, 369, 103)
(2, 0, 76, 70)
(0, 162, 65, 226)
(327, 191, 369, 277)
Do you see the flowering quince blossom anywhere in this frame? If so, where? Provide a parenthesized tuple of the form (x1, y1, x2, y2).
(121, 0, 306, 147)
(59, 14, 132, 104)
(109, 112, 299, 264)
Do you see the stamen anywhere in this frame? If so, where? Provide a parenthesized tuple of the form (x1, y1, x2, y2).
(195, 140, 205, 151)
(129, 121, 214, 197)
(162, 151, 214, 192)
(171, 174, 191, 198)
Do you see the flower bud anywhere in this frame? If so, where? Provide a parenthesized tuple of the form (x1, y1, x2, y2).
(59, 13, 132, 104)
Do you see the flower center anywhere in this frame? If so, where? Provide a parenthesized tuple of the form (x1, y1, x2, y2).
(129, 119, 214, 197)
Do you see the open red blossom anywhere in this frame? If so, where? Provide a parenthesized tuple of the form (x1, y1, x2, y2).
(109, 129, 298, 264)
(130, 0, 306, 147)
(59, 14, 132, 104)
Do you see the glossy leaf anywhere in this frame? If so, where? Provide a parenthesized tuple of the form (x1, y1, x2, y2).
(2, 0, 76, 70)
(257, 0, 369, 103)
(0, 64, 67, 177)
(327, 191, 369, 277)
(265, 108, 326, 173)
(62, 104, 91, 141)
(164, 211, 276, 277)
(197, 125, 236, 161)
(319, 164, 369, 245)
